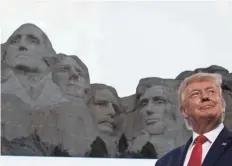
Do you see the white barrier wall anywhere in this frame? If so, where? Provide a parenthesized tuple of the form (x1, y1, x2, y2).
(0, 156, 157, 166)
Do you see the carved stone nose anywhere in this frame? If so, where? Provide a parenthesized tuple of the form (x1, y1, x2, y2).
(69, 74, 79, 81)
(147, 109, 154, 115)
(18, 46, 28, 51)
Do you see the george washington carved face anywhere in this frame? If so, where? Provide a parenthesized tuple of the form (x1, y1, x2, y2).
(5, 24, 54, 73)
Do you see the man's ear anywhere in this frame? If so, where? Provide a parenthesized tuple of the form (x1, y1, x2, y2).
(221, 97, 226, 112)
(180, 106, 189, 119)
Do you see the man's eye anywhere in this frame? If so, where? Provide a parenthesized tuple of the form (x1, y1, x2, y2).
(31, 38, 40, 44)
(96, 101, 108, 106)
(62, 66, 70, 71)
(154, 99, 165, 104)
(208, 90, 215, 94)
(153, 97, 166, 104)
(190, 93, 199, 98)
(139, 100, 148, 107)
(28, 35, 40, 44)
(10, 39, 19, 44)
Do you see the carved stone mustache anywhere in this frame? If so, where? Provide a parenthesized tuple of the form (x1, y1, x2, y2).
(98, 117, 116, 129)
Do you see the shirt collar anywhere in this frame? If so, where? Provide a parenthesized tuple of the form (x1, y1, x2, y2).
(192, 123, 224, 145)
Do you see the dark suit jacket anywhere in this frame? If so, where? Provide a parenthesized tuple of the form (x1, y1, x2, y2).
(155, 127, 232, 166)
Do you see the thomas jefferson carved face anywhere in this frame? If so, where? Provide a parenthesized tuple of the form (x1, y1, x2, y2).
(91, 88, 120, 135)
(52, 56, 90, 100)
(138, 85, 173, 135)
(5, 24, 52, 73)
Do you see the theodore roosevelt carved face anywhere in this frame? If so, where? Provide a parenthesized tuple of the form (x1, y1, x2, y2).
(90, 84, 121, 136)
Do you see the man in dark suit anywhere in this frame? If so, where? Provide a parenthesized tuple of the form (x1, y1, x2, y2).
(155, 72, 232, 166)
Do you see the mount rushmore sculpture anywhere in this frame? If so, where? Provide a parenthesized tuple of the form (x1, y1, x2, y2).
(1, 23, 232, 158)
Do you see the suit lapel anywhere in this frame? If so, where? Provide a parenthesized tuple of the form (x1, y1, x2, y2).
(202, 127, 232, 166)
(178, 137, 193, 166)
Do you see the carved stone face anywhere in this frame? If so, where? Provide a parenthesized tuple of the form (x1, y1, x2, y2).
(52, 56, 89, 99)
(138, 85, 172, 135)
(91, 89, 120, 135)
(5, 24, 50, 72)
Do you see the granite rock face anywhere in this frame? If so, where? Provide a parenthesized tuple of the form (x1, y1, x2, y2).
(122, 78, 187, 157)
(1, 23, 97, 156)
(1, 23, 232, 158)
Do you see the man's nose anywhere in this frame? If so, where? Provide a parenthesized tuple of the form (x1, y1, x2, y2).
(69, 70, 79, 81)
(146, 103, 154, 115)
(107, 103, 116, 116)
(201, 91, 210, 102)
(18, 46, 28, 51)
(18, 37, 28, 51)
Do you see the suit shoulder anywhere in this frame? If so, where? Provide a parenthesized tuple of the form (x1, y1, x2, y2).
(155, 146, 184, 166)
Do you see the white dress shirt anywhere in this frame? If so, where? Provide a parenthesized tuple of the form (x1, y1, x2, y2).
(183, 123, 224, 166)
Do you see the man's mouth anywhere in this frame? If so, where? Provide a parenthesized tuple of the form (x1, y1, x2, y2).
(99, 120, 115, 129)
(15, 54, 28, 58)
(146, 119, 159, 125)
(200, 105, 215, 109)
(68, 81, 78, 85)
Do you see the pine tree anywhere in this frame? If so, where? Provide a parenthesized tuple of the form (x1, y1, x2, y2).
(141, 142, 158, 158)
(88, 136, 109, 157)
(118, 133, 128, 153)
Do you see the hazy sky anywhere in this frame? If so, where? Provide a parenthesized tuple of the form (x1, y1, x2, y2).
(1, 1, 232, 97)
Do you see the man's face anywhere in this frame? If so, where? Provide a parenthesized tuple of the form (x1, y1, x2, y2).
(181, 81, 225, 129)
(92, 89, 120, 135)
(5, 25, 48, 72)
(138, 86, 171, 134)
(52, 56, 89, 99)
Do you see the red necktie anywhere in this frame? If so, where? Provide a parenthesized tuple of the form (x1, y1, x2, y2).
(187, 135, 208, 166)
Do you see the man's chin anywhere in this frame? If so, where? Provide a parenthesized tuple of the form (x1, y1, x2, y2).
(98, 125, 114, 135)
(198, 112, 223, 123)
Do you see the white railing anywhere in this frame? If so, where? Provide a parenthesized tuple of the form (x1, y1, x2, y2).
(0, 156, 157, 166)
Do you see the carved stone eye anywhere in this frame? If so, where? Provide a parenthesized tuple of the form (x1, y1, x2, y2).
(153, 97, 166, 104)
(95, 101, 108, 107)
(10, 35, 21, 44)
(10, 39, 19, 44)
(62, 66, 70, 72)
(139, 99, 148, 107)
(28, 35, 40, 44)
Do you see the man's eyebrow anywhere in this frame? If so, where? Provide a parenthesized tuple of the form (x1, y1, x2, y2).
(188, 89, 200, 94)
(10, 34, 21, 41)
(205, 86, 215, 90)
(27, 34, 40, 42)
